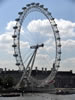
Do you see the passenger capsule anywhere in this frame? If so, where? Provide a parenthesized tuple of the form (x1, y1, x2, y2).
(12, 44, 17, 47)
(58, 44, 61, 47)
(48, 12, 51, 15)
(16, 63, 20, 66)
(55, 30, 59, 33)
(57, 65, 60, 68)
(12, 35, 17, 38)
(22, 7, 27, 10)
(51, 17, 54, 20)
(36, 3, 40, 6)
(13, 26, 18, 29)
(31, 2, 35, 5)
(44, 8, 48, 11)
(40, 5, 44, 8)
(15, 18, 20, 21)
(58, 51, 61, 54)
(13, 54, 18, 57)
(53, 24, 57, 26)
(57, 58, 61, 61)
(57, 37, 61, 40)
(26, 4, 31, 7)
(18, 12, 23, 15)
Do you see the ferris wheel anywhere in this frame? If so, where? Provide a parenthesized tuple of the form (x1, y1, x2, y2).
(12, 3, 61, 89)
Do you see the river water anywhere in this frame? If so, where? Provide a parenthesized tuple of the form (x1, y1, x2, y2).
(0, 93, 75, 100)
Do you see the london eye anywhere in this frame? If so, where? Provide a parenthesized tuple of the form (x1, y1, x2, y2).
(12, 3, 61, 89)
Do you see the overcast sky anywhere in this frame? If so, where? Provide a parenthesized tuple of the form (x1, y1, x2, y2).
(0, 0, 75, 72)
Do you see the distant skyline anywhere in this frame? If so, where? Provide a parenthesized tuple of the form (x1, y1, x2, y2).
(0, 0, 75, 72)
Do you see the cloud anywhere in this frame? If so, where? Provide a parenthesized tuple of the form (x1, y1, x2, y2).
(55, 19, 75, 38)
(20, 41, 29, 49)
(27, 19, 75, 38)
(0, 21, 15, 54)
(0, 21, 16, 52)
(0, 19, 75, 71)
(62, 39, 75, 48)
(27, 19, 75, 51)
(0, 32, 13, 54)
(0, 21, 27, 54)
(27, 19, 75, 56)
(27, 19, 53, 36)
(0, 32, 12, 44)
(0, 21, 29, 70)
(61, 39, 75, 59)
(34, 53, 54, 70)
(0, 60, 18, 70)
(6, 21, 24, 34)
(6, 21, 16, 31)
(60, 57, 75, 72)
(27, 19, 75, 72)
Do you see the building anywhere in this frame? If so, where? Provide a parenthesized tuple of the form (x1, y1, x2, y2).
(0, 68, 75, 88)
(0, 68, 3, 73)
(55, 70, 75, 88)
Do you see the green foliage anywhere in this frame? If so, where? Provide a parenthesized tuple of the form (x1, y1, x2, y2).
(0, 77, 3, 86)
(3, 76, 14, 89)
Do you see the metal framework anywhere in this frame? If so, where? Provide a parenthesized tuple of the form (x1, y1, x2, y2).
(12, 3, 61, 89)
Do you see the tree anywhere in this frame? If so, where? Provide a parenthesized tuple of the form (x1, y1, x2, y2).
(0, 77, 2, 85)
(0, 77, 3, 89)
(3, 76, 14, 89)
